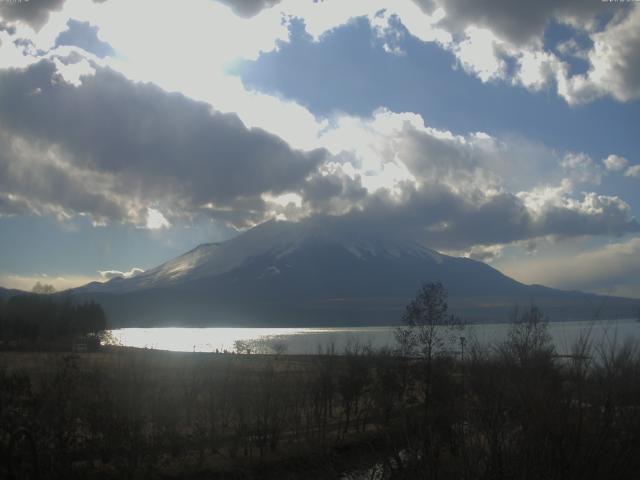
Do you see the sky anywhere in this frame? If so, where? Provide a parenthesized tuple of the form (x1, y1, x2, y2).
(0, 0, 639, 298)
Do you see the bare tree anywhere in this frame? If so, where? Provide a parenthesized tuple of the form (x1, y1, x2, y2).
(396, 282, 462, 471)
(270, 340, 288, 356)
(32, 282, 56, 294)
(397, 282, 462, 365)
(501, 305, 554, 367)
(233, 339, 252, 355)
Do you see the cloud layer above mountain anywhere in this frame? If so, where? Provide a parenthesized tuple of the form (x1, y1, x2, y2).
(0, 57, 636, 251)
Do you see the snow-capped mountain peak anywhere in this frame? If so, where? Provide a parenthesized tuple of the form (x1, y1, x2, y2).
(81, 218, 443, 293)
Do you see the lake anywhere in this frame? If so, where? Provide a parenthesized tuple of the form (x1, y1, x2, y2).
(108, 318, 640, 355)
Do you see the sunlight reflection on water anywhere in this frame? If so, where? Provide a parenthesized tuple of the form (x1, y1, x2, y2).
(107, 319, 640, 355)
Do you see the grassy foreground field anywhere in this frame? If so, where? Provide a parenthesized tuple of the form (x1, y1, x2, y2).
(0, 346, 418, 479)
(4, 314, 640, 479)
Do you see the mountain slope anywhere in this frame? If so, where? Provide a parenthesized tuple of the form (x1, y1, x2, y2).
(71, 218, 639, 327)
(0, 287, 27, 300)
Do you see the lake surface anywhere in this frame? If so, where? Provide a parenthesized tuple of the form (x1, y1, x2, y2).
(108, 319, 640, 355)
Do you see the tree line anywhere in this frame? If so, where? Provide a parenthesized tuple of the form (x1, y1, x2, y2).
(0, 294, 107, 344)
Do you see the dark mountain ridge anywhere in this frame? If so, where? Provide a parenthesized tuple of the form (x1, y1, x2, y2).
(66, 218, 639, 327)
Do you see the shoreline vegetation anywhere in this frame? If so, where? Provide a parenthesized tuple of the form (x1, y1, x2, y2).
(2, 286, 640, 478)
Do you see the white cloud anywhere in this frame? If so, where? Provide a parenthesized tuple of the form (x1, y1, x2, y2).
(145, 208, 170, 230)
(576, 6, 640, 103)
(99, 268, 144, 281)
(603, 154, 630, 172)
(560, 152, 602, 187)
(625, 165, 640, 178)
(453, 26, 506, 82)
(464, 244, 504, 262)
(515, 49, 563, 91)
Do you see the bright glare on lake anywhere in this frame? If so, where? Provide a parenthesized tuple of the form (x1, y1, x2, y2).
(108, 319, 640, 355)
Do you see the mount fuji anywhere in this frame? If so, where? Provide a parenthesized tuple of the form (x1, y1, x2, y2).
(71, 218, 638, 327)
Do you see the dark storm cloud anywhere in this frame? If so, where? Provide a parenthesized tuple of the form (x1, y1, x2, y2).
(300, 169, 367, 214)
(200, 195, 271, 228)
(0, 126, 133, 222)
(0, 59, 325, 225)
(0, 0, 66, 30)
(0, 0, 111, 30)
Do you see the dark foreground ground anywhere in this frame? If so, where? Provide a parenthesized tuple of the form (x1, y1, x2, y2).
(2, 347, 402, 479)
(3, 321, 640, 479)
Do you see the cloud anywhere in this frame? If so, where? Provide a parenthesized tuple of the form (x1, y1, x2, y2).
(408, 2, 640, 104)
(431, 0, 606, 47)
(350, 185, 638, 251)
(558, 6, 640, 104)
(317, 109, 592, 196)
(298, 165, 368, 217)
(464, 244, 504, 262)
(302, 109, 640, 250)
(0, 59, 325, 227)
(560, 152, 602, 187)
(452, 26, 507, 82)
(421, 1, 640, 104)
(1, 0, 298, 143)
(51, 55, 95, 86)
(603, 154, 630, 172)
(626, 165, 640, 178)
(0, 32, 635, 253)
(0, 191, 34, 217)
(294, 181, 639, 255)
(0, 128, 132, 223)
(146, 208, 170, 230)
(0, 0, 66, 30)
(214, 0, 282, 18)
(582, 6, 640, 103)
(99, 268, 144, 281)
